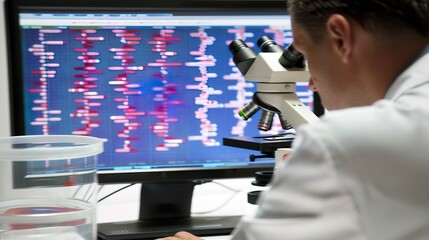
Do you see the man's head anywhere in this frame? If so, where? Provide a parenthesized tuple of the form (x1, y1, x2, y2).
(287, 0, 429, 110)
(288, 0, 429, 43)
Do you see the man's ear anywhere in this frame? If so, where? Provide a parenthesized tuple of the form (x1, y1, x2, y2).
(326, 14, 352, 63)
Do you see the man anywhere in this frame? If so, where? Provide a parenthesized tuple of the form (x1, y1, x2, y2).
(159, 0, 429, 239)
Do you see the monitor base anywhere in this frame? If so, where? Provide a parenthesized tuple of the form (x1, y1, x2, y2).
(97, 215, 241, 240)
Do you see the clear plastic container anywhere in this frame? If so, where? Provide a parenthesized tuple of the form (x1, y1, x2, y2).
(0, 135, 103, 240)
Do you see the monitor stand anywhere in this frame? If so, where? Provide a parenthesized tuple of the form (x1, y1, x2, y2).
(97, 181, 242, 240)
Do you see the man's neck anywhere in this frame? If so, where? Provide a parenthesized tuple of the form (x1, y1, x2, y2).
(363, 35, 429, 101)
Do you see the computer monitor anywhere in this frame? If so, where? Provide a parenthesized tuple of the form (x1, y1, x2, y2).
(4, 0, 322, 239)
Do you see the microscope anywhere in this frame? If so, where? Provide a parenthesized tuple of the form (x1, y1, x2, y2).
(224, 36, 319, 204)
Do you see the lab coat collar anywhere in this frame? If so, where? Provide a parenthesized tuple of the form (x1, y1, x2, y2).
(385, 44, 429, 101)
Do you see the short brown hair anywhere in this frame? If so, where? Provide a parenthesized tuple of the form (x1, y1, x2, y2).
(287, 0, 429, 42)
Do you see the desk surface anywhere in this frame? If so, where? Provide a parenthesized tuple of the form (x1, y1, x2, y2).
(97, 179, 261, 239)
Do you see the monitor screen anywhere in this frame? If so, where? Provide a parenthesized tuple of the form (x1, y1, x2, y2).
(5, 0, 321, 238)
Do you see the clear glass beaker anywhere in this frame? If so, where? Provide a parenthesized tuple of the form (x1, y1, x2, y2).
(0, 135, 103, 240)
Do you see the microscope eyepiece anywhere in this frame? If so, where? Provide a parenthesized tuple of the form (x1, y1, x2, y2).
(229, 39, 257, 75)
(256, 36, 306, 68)
(279, 43, 305, 68)
(228, 39, 247, 53)
(257, 36, 284, 53)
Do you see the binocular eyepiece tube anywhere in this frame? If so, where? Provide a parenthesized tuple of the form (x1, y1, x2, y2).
(229, 36, 305, 75)
(229, 39, 258, 75)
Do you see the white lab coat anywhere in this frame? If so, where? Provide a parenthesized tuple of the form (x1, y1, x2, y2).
(231, 46, 429, 240)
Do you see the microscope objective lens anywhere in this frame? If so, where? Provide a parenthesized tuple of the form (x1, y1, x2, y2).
(278, 113, 292, 130)
(258, 110, 275, 131)
(239, 101, 260, 120)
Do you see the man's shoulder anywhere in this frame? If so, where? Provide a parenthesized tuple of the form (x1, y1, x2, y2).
(302, 105, 387, 137)
(295, 104, 399, 161)
(297, 98, 429, 163)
